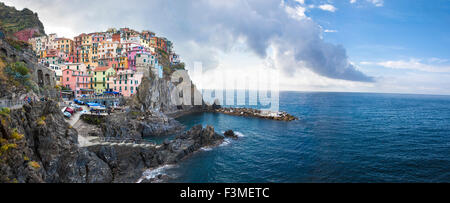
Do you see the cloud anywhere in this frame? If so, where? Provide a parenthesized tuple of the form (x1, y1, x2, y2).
(361, 59, 450, 73)
(318, 4, 337, 12)
(324, 29, 338, 33)
(368, 0, 384, 7)
(350, 0, 384, 7)
(3, 0, 374, 83)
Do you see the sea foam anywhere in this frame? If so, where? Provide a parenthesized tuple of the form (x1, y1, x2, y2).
(137, 164, 174, 183)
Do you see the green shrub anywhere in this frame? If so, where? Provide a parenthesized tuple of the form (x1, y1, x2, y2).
(0, 107, 10, 117)
(5, 62, 31, 85)
(11, 128, 24, 140)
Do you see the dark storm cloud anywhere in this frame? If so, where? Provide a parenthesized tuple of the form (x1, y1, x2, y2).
(5, 0, 374, 82)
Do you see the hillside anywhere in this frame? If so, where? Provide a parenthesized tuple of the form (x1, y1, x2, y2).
(0, 2, 46, 41)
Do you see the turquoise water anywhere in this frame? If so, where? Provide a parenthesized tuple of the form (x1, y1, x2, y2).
(161, 92, 450, 183)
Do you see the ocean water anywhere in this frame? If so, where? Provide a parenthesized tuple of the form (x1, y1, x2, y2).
(154, 92, 450, 183)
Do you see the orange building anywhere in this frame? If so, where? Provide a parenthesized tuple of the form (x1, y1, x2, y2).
(56, 38, 74, 55)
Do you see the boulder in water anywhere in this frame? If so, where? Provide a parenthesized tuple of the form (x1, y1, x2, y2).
(224, 130, 238, 139)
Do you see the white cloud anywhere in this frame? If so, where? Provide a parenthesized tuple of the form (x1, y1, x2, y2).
(350, 0, 384, 7)
(285, 5, 308, 21)
(368, 0, 384, 7)
(318, 4, 337, 12)
(361, 59, 450, 73)
(294, 0, 305, 5)
(324, 29, 338, 33)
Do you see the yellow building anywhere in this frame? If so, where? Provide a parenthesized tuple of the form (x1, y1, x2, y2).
(117, 56, 128, 71)
(92, 66, 116, 94)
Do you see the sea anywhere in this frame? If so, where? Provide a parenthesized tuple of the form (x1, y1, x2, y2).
(144, 92, 450, 183)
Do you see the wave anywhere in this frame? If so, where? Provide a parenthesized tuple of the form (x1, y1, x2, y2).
(201, 147, 213, 151)
(137, 164, 174, 183)
(234, 131, 245, 137)
(219, 138, 232, 147)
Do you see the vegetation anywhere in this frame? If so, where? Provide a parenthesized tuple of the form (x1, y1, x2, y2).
(5, 37, 29, 51)
(4, 62, 38, 93)
(10, 128, 24, 140)
(0, 2, 45, 35)
(0, 143, 17, 157)
(80, 115, 105, 126)
(29, 161, 40, 169)
(37, 116, 46, 126)
(0, 107, 10, 117)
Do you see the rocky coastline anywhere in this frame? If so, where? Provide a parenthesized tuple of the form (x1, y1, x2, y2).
(209, 107, 298, 121)
(0, 100, 226, 183)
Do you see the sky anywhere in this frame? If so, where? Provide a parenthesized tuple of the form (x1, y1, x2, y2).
(3, 0, 450, 95)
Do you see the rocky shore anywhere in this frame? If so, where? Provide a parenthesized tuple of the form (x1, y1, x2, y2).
(0, 100, 225, 183)
(211, 107, 298, 121)
(88, 125, 224, 183)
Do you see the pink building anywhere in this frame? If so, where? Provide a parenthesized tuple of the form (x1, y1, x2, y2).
(62, 63, 92, 97)
(127, 46, 153, 71)
(111, 70, 143, 97)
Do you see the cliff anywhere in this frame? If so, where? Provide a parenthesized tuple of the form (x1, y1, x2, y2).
(0, 101, 223, 183)
(0, 2, 46, 41)
(0, 3, 56, 100)
(0, 101, 112, 183)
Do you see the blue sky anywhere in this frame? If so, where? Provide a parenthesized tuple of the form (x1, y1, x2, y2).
(4, 0, 450, 95)
(315, 0, 450, 61)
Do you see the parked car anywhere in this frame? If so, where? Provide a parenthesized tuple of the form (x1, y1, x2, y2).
(63, 112, 72, 118)
(65, 107, 74, 115)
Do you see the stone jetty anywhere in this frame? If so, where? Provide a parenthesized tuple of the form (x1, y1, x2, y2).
(212, 107, 298, 121)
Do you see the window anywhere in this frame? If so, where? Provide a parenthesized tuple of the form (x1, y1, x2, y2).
(66, 77, 69, 81)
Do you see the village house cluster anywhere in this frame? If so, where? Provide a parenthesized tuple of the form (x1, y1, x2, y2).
(28, 28, 181, 97)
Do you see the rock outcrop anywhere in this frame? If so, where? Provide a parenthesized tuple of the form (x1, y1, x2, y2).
(89, 125, 224, 183)
(224, 130, 238, 139)
(0, 101, 112, 183)
(0, 2, 46, 40)
(0, 100, 224, 183)
(101, 110, 184, 139)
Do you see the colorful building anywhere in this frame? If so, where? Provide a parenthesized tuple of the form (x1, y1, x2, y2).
(112, 70, 143, 97)
(92, 66, 116, 94)
(30, 27, 182, 98)
(56, 38, 74, 55)
(128, 46, 154, 71)
(62, 63, 92, 96)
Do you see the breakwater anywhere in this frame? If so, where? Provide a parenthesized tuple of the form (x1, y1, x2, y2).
(210, 107, 298, 121)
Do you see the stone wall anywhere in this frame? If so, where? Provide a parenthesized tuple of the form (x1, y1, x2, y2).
(0, 39, 56, 88)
